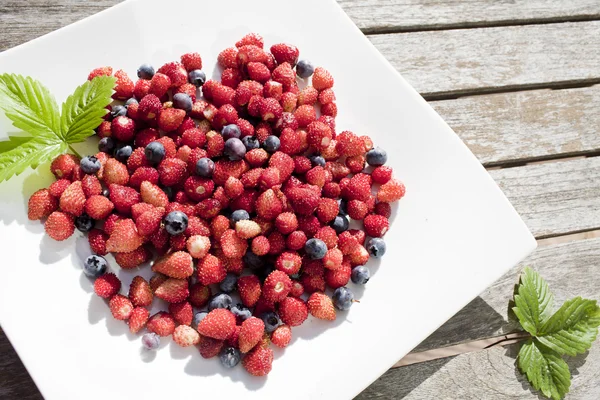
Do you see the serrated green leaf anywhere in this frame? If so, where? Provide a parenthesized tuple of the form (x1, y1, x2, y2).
(513, 267, 554, 335)
(61, 76, 115, 143)
(0, 74, 61, 140)
(518, 340, 571, 400)
(536, 297, 600, 356)
(0, 134, 33, 153)
(0, 137, 67, 182)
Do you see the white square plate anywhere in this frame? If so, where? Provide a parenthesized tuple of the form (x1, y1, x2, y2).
(0, 0, 536, 398)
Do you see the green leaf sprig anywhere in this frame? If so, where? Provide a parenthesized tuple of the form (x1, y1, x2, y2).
(513, 267, 600, 400)
(0, 74, 116, 182)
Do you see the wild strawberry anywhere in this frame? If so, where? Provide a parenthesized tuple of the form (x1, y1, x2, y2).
(377, 178, 405, 203)
(185, 216, 212, 237)
(135, 206, 163, 236)
(335, 131, 362, 157)
(263, 81, 283, 101)
(126, 148, 149, 172)
(83, 195, 113, 220)
(58, 181, 85, 216)
(274, 252, 301, 275)
(197, 308, 236, 340)
(236, 44, 268, 67)
(254, 188, 282, 221)
(102, 158, 129, 187)
(136, 182, 166, 210)
(106, 218, 143, 253)
(363, 214, 390, 237)
(242, 149, 267, 169)
(319, 182, 338, 199)
(286, 187, 319, 216)
(293, 104, 317, 128)
(322, 248, 343, 271)
(296, 215, 320, 238)
(270, 42, 299, 65)
(109, 116, 135, 142)
(232, 276, 261, 309)
(180, 52, 202, 71)
(127, 276, 153, 307)
(87, 228, 108, 255)
(368, 166, 391, 185)
(183, 235, 209, 260)
(48, 179, 70, 198)
(307, 292, 336, 320)
(154, 278, 189, 303)
(88, 66, 112, 80)
(44, 211, 75, 241)
(250, 236, 270, 256)
(169, 234, 186, 251)
(344, 155, 365, 174)
(312, 67, 334, 90)
(96, 120, 112, 137)
(325, 262, 351, 288)
(147, 311, 176, 337)
(297, 86, 318, 106)
(102, 213, 123, 236)
(169, 301, 194, 326)
(374, 202, 392, 219)
(318, 88, 336, 105)
(264, 231, 284, 255)
(271, 212, 297, 236)
(128, 168, 158, 190)
(342, 173, 371, 202)
(181, 176, 212, 203)
(271, 62, 295, 87)
(246, 62, 270, 83)
(133, 78, 151, 99)
(320, 102, 337, 117)
(220, 229, 248, 259)
(196, 336, 223, 359)
(28, 189, 58, 220)
(197, 254, 226, 285)
(171, 325, 200, 348)
(208, 214, 229, 241)
(157, 61, 187, 87)
(280, 91, 298, 113)
(108, 185, 140, 215)
(94, 273, 121, 299)
(220, 68, 242, 89)
(271, 324, 292, 348)
(158, 108, 185, 132)
(243, 345, 273, 376)
(300, 273, 326, 293)
(218, 47, 238, 68)
(265, 151, 292, 181)
(109, 294, 134, 320)
(128, 307, 149, 333)
(193, 198, 220, 219)
(151, 251, 193, 279)
(346, 200, 367, 220)
(211, 83, 236, 107)
(154, 136, 177, 158)
(188, 283, 211, 309)
(80, 175, 102, 198)
(50, 154, 79, 180)
(349, 244, 370, 266)
(115, 246, 150, 269)
(138, 94, 162, 120)
(307, 121, 333, 151)
(237, 316, 264, 353)
(262, 270, 292, 303)
(313, 226, 337, 249)
(156, 157, 186, 187)
(233, 220, 260, 240)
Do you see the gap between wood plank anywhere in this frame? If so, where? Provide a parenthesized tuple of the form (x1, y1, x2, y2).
(484, 150, 600, 169)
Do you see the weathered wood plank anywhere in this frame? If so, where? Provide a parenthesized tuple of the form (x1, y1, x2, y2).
(369, 21, 600, 98)
(433, 85, 600, 166)
(0, 328, 42, 400)
(339, 0, 600, 33)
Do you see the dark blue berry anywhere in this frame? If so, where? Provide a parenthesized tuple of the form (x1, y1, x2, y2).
(208, 293, 233, 311)
(351, 266, 370, 284)
(219, 347, 241, 368)
(188, 69, 206, 87)
(75, 214, 94, 232)
(110, 105, 127, 118)
(142, 332, 160, 350)
(102, 188, 110, 197)
(366, 147, 387, 166)
(221, 124, 241, 140)
(231, 303, 252, 323)
(241, 136, 260, 150)
(332, 287, 355, 310)
(192, 311, 208, 330)
(263, 135, 280, 153)
(219, 273, 238, 293)
(162, 186, 174, 201)
(256, 266, 275, 283)
(164, 211, 188, 235)
(331, 215, 349, 234)
(224, 138, 246, 161)
(145, 141, 166, 164)
(296, 60, 315, 78)
(367, 238, 386, 258)
(125, 98, 138, 107)
(137, 64, 155, 80)
(230, 209, 250, 225)
(83, 255, 107, 278)
(305, 238, 327, 260)
(260, 312, 281, 333)
(80, 156, 101, 174)
(115, 145, 132, 163)
(172, 93, 193, 112)
(243, 251, 265, 270)
(309, 154, 326, 167)
(98, 137, 115, 153)
(339, 199, 348, 216)
(196, 157, 215, 177)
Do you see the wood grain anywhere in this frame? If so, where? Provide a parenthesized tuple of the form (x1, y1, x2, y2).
(0, 328, 42, 400)
(339, 0, 600, 33)
(369, 21, 600, 98)
(433, 85, 600, 166)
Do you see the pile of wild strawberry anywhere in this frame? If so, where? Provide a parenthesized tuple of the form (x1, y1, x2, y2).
(27, 33, 405, 376)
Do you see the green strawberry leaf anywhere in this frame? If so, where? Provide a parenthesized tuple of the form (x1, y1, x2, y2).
(518, 340, 571, 400)
(0, 137, 67, 182)
(0, 134, 34, 153)
(513, 266, 554, 335)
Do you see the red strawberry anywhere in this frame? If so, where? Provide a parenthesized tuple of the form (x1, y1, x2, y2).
(131, 202, 154, 221)
(211, 84, 236, 108)
(239, 317, 265, 353)
(243, 346, 273, 376)
(224, 176, 244, 198)
(271, 62, 295, 87)
(307, 121, 333, 151)
(189, 282, 211, 308)
(114, 246, 150, 269)
(236, 32, 264, 48)
(129, 167, 159, 189)
(88, 66, 113, 80)
(312, 67, 334, 90)
(109, 294, 134, 320)
(154, 278, 189, 303)
(81, 175, 102, 198)
(94, 273, 121, 299)
(181, 52, 202, 71)
(126, 148, 150, 171)
(169, 301, 193, 326)
(255, 189, 283, 221)
(307, 292, 336, 320)
(158, 157, 187, 187)
(227, 325, 241, 348)
(281, 91, 298, 113)
(138, 94, 162, 120)
(325, 262, 351, 288)
(186, 235, 211, 259)
(218, 47, 238, 69)
(197, 254, 226, 285)
(111, 116, 136, 142)
(59, 181, 86, 216)
(152, 251, 194, 279)
(377, 178, 406, 203)
(133, 79, 151, 99)
(139, 181, 168, 208)
(158, 108, 185, 132)
(173, 325, 201, 347)
(300, 273, 326, 293)
(262, 270, 292, 303)
(275, 252, 302, 275)
(48, 179, 71, 198)
(128, 276, 153, 307)
(314, 198, 338, 224)
(374, 202, 392, 218)
(28, 189, 58, 220)
(347, 200, 368, 220)
(267, 231, 286, 255)
(50, 154, 79, 180)
(363, 214, 390, 237)
(349, 245, 370, 266)
(279, 297, 308, 327)
(273, 212, 297, 235)
(297, 215, 321, 238)
(298, 86, 318, 106)
(270, 43, 299, 66)
(237, 275, 262, 307)
(109, 184, 140, 214)
(247, 62, 271, 83)
(88, 228, 108, 255)
(313, 227, 337, 250)
(318, 88, 336, 104)
(322, 248, 343, 271)
(220, 229, 248, 259)
(221, 68, 243, 89)
(198, 336, 224, 359)
(290, 280, 304, 297)
(337, 231, 359, 255)
(287, 187, 319, 216)
(157, 61, 187, 87)
(84, 195, 114, 220)
(335, 131, 363, 157)
(251, 235, 271, 255)
(197, 309, 236, 340)
(147, 311, 176, 336)
(371, 165, 393, 184)
(271, 324, 292, 348)
(294, 105, 316, 128)
(286, 230, 307, 251)
(184, 176, 214, 202)
(112, 70, 134, 99)
(235, 220, 261, 240)
(128, 307, 149, 333)
(45, 211, 75, 241)
(136, 206, 164, 236)
(105, 219, 143, 253)
(342, 173, 371, 202)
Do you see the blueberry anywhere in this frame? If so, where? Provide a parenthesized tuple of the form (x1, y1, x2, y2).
(188, 69, 206, 87)
(172, 93, 193, 112)
(222, 124, 241, 140)
(80, 156, 101, 174)
(125, 98, 138, 107)
(164, 211, 188, 235)
(260, 312, 281, 333)
(309, 155, 325, 167)
(256, 266, 275, 283)
(351, 266, 370, 284)
(192, 311, 208, 330)
(339, 199, 348, 216)
(243, 251, 265, 270)
(241, 136, 260, 150)
(75, 214, 94, 232)
(162, 186, 174, 201)
(98, 137, 115, 153)
(110, 105, 127, 118)
(137, 64, 155, 80)
(366, 147, 387, 166)
(219, 273, 238, 293)
(114, 145, 133, 163)
(219, 347, 241, 368)
(332, 287, 355, 310)
(141, 332, 160, 350)
(224, 138, 246, 161)
(102, 188, 110, 198)
(367, 238, 386, 258)
(296, 60, 315, 78)
(145, 141, 166, 164)
(231, 303, 252, 323)
(196, 157, 215, 177)
(83, 255, 107, 278)
(208, 293, 233, 311)
(331, 215, 349, 234)
(263, 135, 280, 153)
(230, 209, 250, 225)
(305, 238, 327, 260)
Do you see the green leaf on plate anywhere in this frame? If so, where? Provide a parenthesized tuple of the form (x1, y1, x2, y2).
(0, 137, 67, 182)
(513, 266, 554, 335)
(518, 340, 571, 400)
(0, 134, 34, 153)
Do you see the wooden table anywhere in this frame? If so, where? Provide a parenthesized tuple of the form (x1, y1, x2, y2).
(2, 1, 600, 398)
